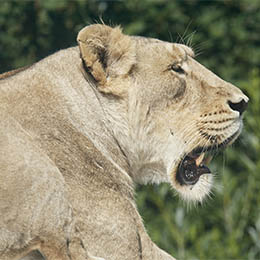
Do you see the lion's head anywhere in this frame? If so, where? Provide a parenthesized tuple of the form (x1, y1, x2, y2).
(77, 24, 248, 203)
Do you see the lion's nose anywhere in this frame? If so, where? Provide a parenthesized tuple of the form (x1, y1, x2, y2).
(228, 98, 248, 115)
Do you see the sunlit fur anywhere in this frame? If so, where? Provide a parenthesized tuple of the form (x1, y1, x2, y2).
(0, 24, 248, 260)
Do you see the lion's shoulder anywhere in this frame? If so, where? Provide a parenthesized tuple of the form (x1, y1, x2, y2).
(0, 47, 80, 82)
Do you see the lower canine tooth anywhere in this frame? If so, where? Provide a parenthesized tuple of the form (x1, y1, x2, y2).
(196, 153, 205, 166)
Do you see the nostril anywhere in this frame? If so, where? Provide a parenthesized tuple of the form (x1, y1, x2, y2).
(228, 99, 248, 115)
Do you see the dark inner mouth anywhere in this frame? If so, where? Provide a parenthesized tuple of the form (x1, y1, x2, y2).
(176, 153, 211, 186)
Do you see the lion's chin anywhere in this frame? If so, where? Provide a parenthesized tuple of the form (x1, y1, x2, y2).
(173, 173, 214, 203)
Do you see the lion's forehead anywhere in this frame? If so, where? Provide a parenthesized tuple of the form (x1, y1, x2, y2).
(132, 36, 194, 62)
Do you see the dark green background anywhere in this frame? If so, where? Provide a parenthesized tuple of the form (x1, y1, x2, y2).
(1, 0, 260, 259)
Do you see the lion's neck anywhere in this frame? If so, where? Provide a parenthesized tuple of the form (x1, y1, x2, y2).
(49, 48, 167, 186)
(62, 62, 131, 183)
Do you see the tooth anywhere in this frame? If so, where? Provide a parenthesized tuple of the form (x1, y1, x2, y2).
(195, 153, 205, 166)
(204, 155, 213, 165)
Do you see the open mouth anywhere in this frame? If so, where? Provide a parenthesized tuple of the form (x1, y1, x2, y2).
(176, 131, 240, 186)
(176, 149, 213, 186)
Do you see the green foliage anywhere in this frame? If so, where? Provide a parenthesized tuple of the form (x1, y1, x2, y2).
(0, 0, 259, 259)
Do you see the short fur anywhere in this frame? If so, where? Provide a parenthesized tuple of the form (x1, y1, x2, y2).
(0, 25, 248, 259)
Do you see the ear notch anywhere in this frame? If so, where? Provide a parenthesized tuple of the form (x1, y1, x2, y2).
(77, 24, 136, 95)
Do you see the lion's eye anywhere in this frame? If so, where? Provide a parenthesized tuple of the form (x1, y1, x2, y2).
(171, 64, 185, 74)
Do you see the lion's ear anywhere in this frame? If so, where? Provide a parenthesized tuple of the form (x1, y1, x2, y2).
(77, 24, 136, 94)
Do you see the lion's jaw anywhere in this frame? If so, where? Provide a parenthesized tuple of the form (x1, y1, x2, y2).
(77, 25, 248, 203)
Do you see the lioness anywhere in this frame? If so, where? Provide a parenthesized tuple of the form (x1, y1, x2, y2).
(0, 24, 248, 260)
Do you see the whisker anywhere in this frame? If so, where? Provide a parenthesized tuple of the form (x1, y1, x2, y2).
(185, 30, 197, 48)
(168, 30, 174, 43)
(194, 50, 204, 58)
(176, 32, 185, 45)
(182, 20, 193, 43)
(192, 39, 210, 57)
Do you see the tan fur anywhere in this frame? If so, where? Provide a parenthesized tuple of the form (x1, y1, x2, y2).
(0, 66, 30, 80)
(0, 25, 248, 259)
